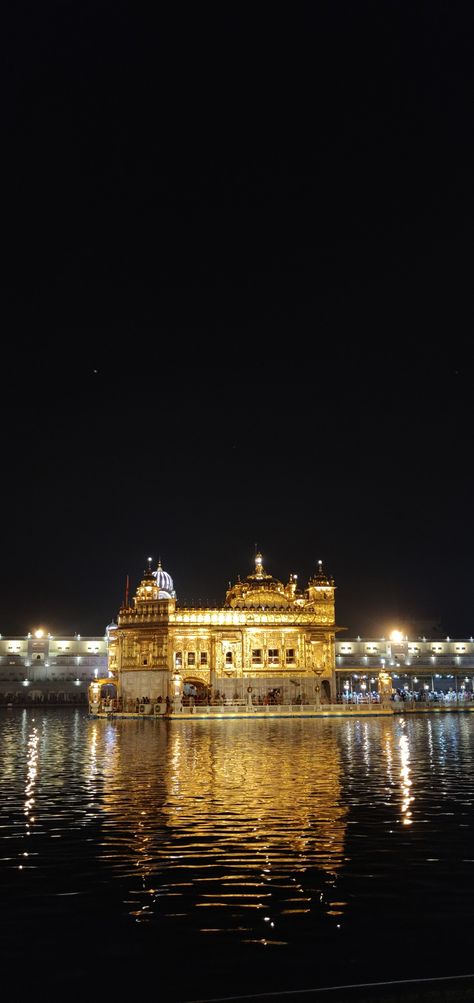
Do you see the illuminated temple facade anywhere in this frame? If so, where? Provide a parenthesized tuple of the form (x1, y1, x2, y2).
(108, 554, 338, 707)
(2, 554, 474, 707)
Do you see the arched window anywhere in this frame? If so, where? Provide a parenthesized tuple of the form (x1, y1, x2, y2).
(225, 651, 233, 664)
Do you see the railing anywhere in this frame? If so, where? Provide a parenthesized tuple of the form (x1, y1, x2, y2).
(167, 702, 387, 715)
(92, 700, 391, 716)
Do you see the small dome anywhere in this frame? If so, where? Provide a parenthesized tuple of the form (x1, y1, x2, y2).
(153, 560, 175, 598)
(106, 621, 118, 634)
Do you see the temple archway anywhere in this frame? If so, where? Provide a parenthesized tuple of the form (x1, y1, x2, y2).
(183, 678, 209, 706)
(321, 679, 332, 704)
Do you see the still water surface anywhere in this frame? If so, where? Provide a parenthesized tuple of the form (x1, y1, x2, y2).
(1, 709, 474, 1000)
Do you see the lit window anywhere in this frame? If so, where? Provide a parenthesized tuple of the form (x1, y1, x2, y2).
(252, 649, 262, 664)
(268, 649, 279, 664)
(225, 651, 233, 664)
(187, 652, 196, 666)
(200, 652, 208, 665)
(285, 649, 295, 663)
(175, 652, 182, 668)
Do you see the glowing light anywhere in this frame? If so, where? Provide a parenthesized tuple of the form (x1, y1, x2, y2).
(34, 629, 44, 639)
(390, 630, 403, 643)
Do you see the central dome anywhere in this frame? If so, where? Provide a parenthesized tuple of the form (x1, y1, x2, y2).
(226, 553, 290, 609)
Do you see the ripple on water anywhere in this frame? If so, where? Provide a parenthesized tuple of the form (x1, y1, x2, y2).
(1, 710, 474, 997)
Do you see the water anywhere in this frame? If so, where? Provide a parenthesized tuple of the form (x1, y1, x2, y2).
(1, 709, 474, 1001)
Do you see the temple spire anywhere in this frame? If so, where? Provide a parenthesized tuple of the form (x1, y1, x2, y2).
(255, 551, 264, 577)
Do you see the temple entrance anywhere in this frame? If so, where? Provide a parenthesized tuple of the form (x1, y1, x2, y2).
(183, 679, 210, 706)
(88, 679, 118, 712)
(321, 680, 332, 704)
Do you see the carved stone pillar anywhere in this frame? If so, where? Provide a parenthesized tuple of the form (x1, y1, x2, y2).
(172, 670, 183, 711)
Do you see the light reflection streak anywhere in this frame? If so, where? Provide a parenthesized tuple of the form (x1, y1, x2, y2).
(427, 718, 434, 768)
(399, 730, 414, 825)
(384, 731, 394, 788)
(362, 722, 370, 774)
(24, 721, 39, 848)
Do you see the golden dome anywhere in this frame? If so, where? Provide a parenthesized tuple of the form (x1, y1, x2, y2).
(226, 553, 291, 609)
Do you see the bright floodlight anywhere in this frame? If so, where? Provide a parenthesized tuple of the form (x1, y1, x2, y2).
(34, 629, 44, 639)
(390, 629, 403, 642)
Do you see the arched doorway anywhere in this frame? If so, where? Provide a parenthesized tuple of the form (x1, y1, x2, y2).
(321, 679, 332, 704)
(88, 679, 118, 713)
(183, 678, 209, 706)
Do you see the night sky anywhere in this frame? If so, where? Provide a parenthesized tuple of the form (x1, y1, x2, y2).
(2, 4, 473, 638)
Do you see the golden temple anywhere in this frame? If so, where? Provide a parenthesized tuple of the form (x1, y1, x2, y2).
(96, 553, 343, 712)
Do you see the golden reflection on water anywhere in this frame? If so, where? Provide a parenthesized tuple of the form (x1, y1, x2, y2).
(399, 725, 414, 826)
(23, 719, 39, 859)
(384, 729, 393, 786)
(93, 720, 349, 937)
(87, 721, 98, 781)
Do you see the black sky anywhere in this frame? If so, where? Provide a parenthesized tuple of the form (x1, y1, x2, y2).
(2, 3, 473, 637)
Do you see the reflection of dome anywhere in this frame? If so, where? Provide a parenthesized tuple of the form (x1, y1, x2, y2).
(153, 560, 175, 598)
